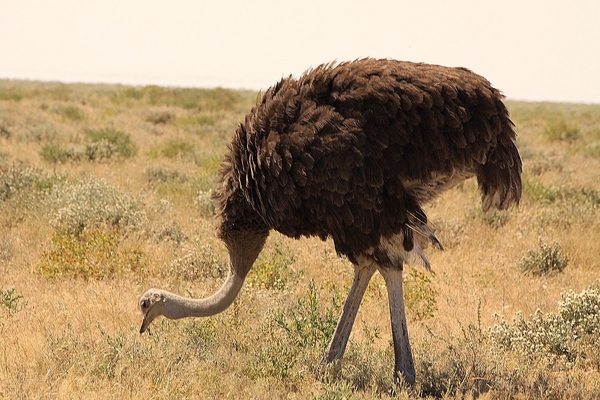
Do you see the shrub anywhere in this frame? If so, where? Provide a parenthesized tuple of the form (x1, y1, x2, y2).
(156, 220, 188, 245)
(0, 236, 12, 263)
(45, 178, 145, 234)
(248, 243, 299, 290)
(0, 124, 10, 139)
(58, 105, 84, 121)
(145, 111, 174, 125)
(524, 179, 600, 206)
(148, 138, 195, 159)
(195, 189, 216, 217)
(544, 119, 580, 142)
(144, 165, 182, 183)
(36, 229, 146, 280)
(249, 280, 341, 380)
(488, 282, 600, 367)
(178, 114, 217, 127)
(404, 269, 438, 321)
(482, 209, 509, 229)
(84, 128, 137, 159)
(166, 244, 226, 281)
(518, 239, 568, 276)
(0, 288, 27, 315)
(275, 279, 341, 350)
(0, 162, 46, 201)
(40, 143, 75, 164)
(143, 86, 241, 111)
(84, 140, 119, 161)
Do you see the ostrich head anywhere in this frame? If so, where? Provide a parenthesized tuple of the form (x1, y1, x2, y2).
(138, 229, 269, 333)
(139, 289, 167, 333)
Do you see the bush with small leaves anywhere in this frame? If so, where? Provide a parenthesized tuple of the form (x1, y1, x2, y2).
(248, 243, 299, 290)
(40, 143, 75, 164)
(518, 239, 568, 276)
(488, 282, 600, 367)
(544, 119, 580, 142)
(84, 128, 137, 159)
(404, 269, 438, 321)
(0, 288, 27, 315)
(166, 244, 226, 282)
(145, 165, 182, 183)
(145, 111, 174, 125)
(0, 162, 47, 201)
(58, 106, 84, 121)
(37, 229, 146, 280)
(148, 138, 196, 160)
(45, 178, 145, 235)
(249, 280, 341, 381)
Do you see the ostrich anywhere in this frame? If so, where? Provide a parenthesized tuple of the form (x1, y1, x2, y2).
(138, 58, 522, 384)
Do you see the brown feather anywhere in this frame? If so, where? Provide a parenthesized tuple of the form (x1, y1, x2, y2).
(215, 59, 522, 259)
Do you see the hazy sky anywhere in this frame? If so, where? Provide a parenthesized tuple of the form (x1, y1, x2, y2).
(1, 0, 599, 103)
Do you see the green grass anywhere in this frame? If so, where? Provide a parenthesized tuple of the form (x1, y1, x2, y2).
(148, 138, 196, 159)
(0, 288, 27, 315)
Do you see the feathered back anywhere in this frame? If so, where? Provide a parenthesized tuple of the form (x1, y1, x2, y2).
(215, 59, 522, 257)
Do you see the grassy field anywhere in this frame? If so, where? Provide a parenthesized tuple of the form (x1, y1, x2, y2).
(1, 79, 600, 399)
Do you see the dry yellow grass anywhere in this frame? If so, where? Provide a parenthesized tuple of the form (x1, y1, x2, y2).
(1, 80, 600, 399)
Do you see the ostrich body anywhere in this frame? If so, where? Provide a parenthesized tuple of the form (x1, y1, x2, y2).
(139, 59, 522, 383)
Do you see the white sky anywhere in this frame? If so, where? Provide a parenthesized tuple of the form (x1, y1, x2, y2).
(1, 0, 599, 103)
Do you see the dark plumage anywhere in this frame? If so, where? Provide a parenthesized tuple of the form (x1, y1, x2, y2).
(140, 59, 522, 384)
(215, 58, 521, 262)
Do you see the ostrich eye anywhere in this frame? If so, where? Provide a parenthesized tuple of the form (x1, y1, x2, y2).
(140, 299, 148, 309)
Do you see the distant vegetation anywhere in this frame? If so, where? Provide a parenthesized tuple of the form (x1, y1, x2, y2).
(1, 80, 600, 399)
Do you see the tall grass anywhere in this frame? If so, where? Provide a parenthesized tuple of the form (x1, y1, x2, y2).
(1, 81, 600, 399)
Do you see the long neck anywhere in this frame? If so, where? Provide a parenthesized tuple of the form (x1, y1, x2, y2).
(164, 229, 269, 319)
(163, 269, 245, 318)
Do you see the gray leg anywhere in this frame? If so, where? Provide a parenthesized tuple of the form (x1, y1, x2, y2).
(324, 259, 377, 363)
(378, 266, 415, 384)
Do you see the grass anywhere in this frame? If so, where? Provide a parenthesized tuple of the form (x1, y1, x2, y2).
(1, 80, 600, 398)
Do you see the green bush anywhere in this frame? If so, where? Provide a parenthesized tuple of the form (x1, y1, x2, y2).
(58, 106, 85, 121)
(40, 143, 75, 164)
(248, 243, 299, 290)
(544, 119, 580, 142)
(0, 288, 27, 315)
(404, 269, 438, 321)
(84, 128, 137, 159)
(148, 138, 195, 159)
(37, 229, 145, 280)
(249, 280, 341, 381)
(518, 239, 568, 276)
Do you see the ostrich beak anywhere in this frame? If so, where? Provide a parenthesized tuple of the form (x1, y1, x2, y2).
(140, 312, 153, 334)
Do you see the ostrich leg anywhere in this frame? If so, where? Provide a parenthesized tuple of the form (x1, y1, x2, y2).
(378, 266, 415, 384)
(323, 260, 377, 363)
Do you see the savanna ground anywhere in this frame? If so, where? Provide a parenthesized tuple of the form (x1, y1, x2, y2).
(1, 79, 600, 399)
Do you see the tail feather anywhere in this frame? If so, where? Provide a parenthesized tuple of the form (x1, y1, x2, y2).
(477, 136, 522, 212)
